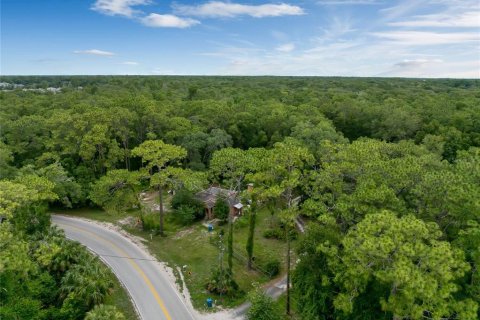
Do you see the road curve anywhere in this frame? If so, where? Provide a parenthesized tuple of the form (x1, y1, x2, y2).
(52, 215, 196, 320)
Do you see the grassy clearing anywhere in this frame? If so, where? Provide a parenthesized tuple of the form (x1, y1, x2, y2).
(125, 208, 291, 310)
(60, 205, 292, 311)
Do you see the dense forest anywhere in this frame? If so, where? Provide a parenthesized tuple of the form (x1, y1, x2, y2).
(1, 76, 479, 319)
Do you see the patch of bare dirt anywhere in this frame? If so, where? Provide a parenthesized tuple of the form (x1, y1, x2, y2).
(172, 227, 195, 240)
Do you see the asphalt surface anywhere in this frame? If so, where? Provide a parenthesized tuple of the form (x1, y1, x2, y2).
(52, 215, 196, 320)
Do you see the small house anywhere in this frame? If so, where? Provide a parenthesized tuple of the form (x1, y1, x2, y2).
(195, 186, 243, 220)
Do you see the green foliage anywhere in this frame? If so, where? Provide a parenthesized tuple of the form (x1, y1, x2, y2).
(37, 162, 83, 207)
(175, 205, 197, 225)
(132, 139, 187, 235)
(214, 196, 230, 221)
(227, 219, 234, 274)
(246, 285, 282, 320)
(0, 222, 118, 320)
(261, 258, 280, 278)
(1, 76, 480, 318)
(317, 211, 477, 319)
(246, 209, 256, 269)
(171, 188, 205, 220)
(60, 255, 114, 308)
(141, 213, 160, 231)
(0, 141, 16, 179)
(131, 140, 187, 172)
(89, 169, 140, 214)
(85, 304, 126, 320)
(205, 268, 239, 296)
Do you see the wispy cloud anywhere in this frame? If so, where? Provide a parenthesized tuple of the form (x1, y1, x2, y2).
(73, 49, 115, 56)
(276, 43, 295, 52)
(121, 61, 139, 65)
(91, 0, 151, 17)
(141, 14, 200, 28)
(317, 0, 382, 5)
(372, 31, 480, 45)
(394, 58, 443, 68)
(318, 16, 356, 41)
(173, 1, 305, 18)
(389, 11, 480, 28)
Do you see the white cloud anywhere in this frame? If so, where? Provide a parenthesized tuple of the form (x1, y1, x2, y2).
(394, 58, 443, 68)
(73, 49, 115, 56)
(174, 1, 305, 18)
(385, 59, 479, 78)
(371, 31, 480, 45)
(91, 0, 151, 17)
(317, 0, 382, 5)
(121, 61, 139, 65)
(141, 14, 200, 28)
(276, 43, 295, 52)
(389, 11, 480, 28)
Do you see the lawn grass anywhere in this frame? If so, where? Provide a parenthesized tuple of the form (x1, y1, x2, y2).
(124, 208, 291, 311)
(59, 205, 293, 311)
(275, 293, 300, 320)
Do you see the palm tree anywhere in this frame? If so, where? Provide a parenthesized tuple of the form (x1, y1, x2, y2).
(60, 255, 113, 307)
(85, 305, 126, 320)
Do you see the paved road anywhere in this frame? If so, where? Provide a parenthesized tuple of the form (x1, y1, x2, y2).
(52, 215, 196, 320)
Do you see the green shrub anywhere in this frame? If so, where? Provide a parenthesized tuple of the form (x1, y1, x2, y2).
(176, 205, 196, 225)
(171, 189, 204, 220)
(263, 227, 297, 241)
(141, 214, 159, 231)
(263, 228, 283, 239)
(214, 196, 230, 221)
(247, 285, 282, 320)
(234, 215, 248, 228)
(85, 305, 125, 320)
(261, 259, 280, 278)
(205, 268, 239, 296)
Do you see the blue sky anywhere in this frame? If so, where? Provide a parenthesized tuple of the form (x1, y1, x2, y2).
(1, 0, 479, 77)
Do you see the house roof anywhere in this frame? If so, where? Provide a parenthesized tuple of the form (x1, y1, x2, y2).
(196, 186, 240, 209)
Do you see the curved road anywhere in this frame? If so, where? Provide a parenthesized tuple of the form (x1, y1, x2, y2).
(52, 215, 196, 320)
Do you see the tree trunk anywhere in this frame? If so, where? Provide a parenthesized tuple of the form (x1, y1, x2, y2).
(286, 224, 291, 315)
(159, 185, 164, 236)
(227, 216, 233, 274)
(246, 208, 256, 270)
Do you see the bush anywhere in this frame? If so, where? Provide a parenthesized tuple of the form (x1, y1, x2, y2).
(234, 215, 249, 228)
(261, 259, 281, 278)
(205, 268, 239, 296)
(85, 305, 125, 320)
(214, 196, 230, 221)
(247, 285, 282, 320)
(176, 205, 196, 225)
(263, 228, 283, 240)
(263, 227, 297, 241)
(141, 214, 159, 231)
(171, 189, 204, 220)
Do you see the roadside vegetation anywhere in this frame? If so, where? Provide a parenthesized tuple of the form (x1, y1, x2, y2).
(0, 182, 136, 319)
(1, 76, 479, 319)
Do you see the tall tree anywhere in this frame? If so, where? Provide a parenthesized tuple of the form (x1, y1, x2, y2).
(245, 197, 257, 270)
(89, 169, 140, 214)
(324, 211, 477, 319)
(248, 138, 314, 314)
(131, 140, 187, 236)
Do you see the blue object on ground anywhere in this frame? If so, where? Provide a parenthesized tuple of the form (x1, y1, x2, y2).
(206, 298, 213, 307)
